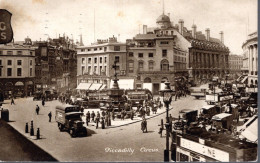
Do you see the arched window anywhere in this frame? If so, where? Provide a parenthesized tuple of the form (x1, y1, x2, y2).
(144, 77, 152, 83)
(161, 77, 168, 83)
(160, 59, 169, 71)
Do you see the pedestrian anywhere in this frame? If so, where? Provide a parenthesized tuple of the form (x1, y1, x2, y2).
(130, 109, 134, 120)
(146, 106, 150, 116)
(11, 97, 15, 105)
(48, 112, 52, 122)
(36, 105, 40, 115)
(91, 111, 95, 122)
(42, 99, 45, 106)
(86, 111, 90, 123)
(112, 109, 115, 120)
(105, 114, 109, 126)
(101, 117, 105, 129)
(96, 117, 99, 129)
(102, 110, 105, 117)
(96, 111, 100, 123)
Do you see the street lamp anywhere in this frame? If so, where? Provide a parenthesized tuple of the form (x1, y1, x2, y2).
(159, 80, 173, 162)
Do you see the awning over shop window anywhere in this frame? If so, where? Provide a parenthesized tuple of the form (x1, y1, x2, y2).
(15, 81, 24, 86)
(241, 76, 248, 84)
(110, 79, 134, 89)
(99, 84, 107, 90)
(76, 83, 92, 90)
(88, 83, 102, 90)
(241, 117, 258, 142)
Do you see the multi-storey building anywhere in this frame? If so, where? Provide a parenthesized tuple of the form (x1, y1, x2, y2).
(34, 35, 77, 91)
(76, 36, 127, 89)
(228, 54, 243, 79)
(0, 38, 35, 97)
(126, 13, 190, 94)
(242, 31, 258, 86)
(184, 25, 230, 84)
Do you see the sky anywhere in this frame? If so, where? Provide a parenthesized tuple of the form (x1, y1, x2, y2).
(0, 0, 257, 54)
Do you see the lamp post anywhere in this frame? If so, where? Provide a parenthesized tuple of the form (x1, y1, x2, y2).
(159, 80, 173, 162)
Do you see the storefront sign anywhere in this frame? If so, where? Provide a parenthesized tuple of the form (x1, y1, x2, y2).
(219, 95, 233, 101)
(127, 91, 145, 95)
(180, 138, 229, 162)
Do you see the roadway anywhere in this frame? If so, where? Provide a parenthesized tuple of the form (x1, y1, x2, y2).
(2, 95, 206, 161)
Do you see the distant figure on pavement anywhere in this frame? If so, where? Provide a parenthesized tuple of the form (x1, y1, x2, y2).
(36, 105, 40, 115)
(42, 99, 45, 106)
(91, 111, 95, 122)
(11, 97, 15, 105)
(48, 112, 52, 122)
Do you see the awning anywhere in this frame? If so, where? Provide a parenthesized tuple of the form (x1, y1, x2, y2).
(15, 81, 24, 86)
(241, 117, 258, 142)
(89, 83, 102, 90)
(76, 83, 92, 90)
(241, 76, 248, 84)
(99, 84, 107, 90)
(110, 79, 134, 89)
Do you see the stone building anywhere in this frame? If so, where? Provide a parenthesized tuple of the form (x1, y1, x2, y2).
(126, 13, 190, 94)
(184, 25, 230, 84)
(228, 54, 243, 79)
(76, 36, 128, 90)
(242, 31, 258, 86)
(0, 38, 35, 97)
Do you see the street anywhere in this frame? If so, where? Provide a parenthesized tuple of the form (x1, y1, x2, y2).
(3, 95, 206, 162)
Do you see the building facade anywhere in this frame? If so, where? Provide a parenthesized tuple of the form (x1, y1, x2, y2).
(76, 36, 127, 89)
(242, 31, 258, 86)
(34, 35, 77, 91)
(228, 54, 243, 79)
(184, 25, 230, 84)
(0, 39, 35, 97)
(126, 14, 190, 94)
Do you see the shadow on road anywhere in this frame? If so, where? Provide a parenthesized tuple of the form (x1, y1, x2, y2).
(87, 128, 97, 137)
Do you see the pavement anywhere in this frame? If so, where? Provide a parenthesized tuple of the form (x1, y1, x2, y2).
(1, 95, 207, 162)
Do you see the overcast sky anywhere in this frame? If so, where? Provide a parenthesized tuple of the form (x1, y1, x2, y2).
(0, 0, 257, 54)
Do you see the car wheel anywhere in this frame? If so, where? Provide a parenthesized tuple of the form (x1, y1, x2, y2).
(70, 129, 75, 137)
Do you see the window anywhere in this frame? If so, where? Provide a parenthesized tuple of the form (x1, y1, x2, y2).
(162, 50, 167, 57)
(138, 53, 143, 58)
(0, 68, 1, 76)
(30, 60, 32, 66)
(99, 47, 102, 50)
(104, 47, 107, 52)
(115, 56, 120, 63)
(94, 48, 97, 51)
(161, 59, 169, 71)
(7, 68, 12, 76)
(82, 58, 85, 64)
(149, 53, 153, 58)
(17, 68, 22, 76)
(0, 51, 2, 55)
(94, 58, 97, 64)
(0, 60, 2, 65)
(17, 51, 22, 55)
(94, 66, 97, 74)
(138, 61, 143, 71)
(114, 46, 120, 51)
(104, 66, 107, 74)
(88, 49, 91, 51)
(149, 61, 154, 70)
(17, 60, 22, 65)
(129, 52, 134, 57)
(100, 66, 102, 75)
(88, 66, 91, 73)
(128, 61, 134, 73)
(171, 31, 174, 35)
(30, 51, 33, 55)
(100, 57, 102, 63)
(166, 31, 168, 35)
(7, 60, 12, 65)
(30, 68, 32, 76)
(88, 58, 91, 64)
(81, 49, 85, 52)
(7, 51, 13, 55)
(104, 57, 107, 63)
(81, 66, 85, 75)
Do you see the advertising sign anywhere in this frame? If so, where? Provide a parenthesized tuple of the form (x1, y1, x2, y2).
(180, 138, 229, 162)
(0, 9, 13, 44)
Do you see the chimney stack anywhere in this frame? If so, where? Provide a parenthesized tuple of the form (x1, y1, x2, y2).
(192, 24, 197, 39)
(205, 28, 210, 41)
(220, 31, 224, 44)
(178, 19, 184, 35)
(143, 25, 147, 34)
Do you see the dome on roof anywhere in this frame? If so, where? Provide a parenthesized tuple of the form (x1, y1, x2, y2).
(156, 14, 170, 23)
